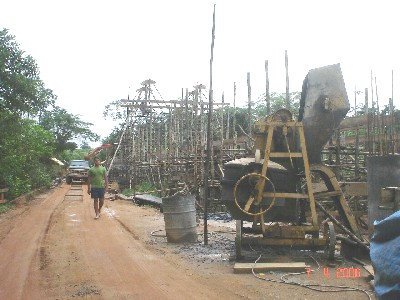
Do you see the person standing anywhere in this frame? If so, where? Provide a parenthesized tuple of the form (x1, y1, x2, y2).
(87, 157, 108, 219)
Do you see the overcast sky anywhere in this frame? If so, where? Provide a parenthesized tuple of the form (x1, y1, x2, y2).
(1, 0, 398, 145)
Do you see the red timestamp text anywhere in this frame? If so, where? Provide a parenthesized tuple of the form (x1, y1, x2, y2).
(305, 267, 361, 278)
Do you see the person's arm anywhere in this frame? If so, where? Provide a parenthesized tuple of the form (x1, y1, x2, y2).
(104, 169, 108, 193)
(87, 171, 91, 194)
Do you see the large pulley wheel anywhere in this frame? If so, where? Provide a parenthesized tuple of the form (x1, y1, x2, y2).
(233, 173, 276, 216)
(324, 222, 336, 260)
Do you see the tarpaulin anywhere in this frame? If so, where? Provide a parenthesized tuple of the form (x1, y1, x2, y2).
(370, 210, 400, 299)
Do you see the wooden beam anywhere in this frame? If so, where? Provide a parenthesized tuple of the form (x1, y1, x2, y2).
(234, 262, 309, 274)
(340, 182, 368, 197)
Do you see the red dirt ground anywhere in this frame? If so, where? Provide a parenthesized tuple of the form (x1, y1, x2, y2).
(0, 184, 375, 299)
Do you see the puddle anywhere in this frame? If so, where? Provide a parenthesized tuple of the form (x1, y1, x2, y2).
(105, 207, 116, 218)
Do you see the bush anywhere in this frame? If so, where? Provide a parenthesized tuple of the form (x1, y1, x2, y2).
(0, 202, 15, 214)
(121, 181, 157, 196)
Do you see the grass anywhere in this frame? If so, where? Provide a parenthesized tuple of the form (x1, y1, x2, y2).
(122, 181, 157, 196)
(0, 202, 15, 214)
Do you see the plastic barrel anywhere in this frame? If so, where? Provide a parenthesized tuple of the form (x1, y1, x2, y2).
(162, 194, 197, 243)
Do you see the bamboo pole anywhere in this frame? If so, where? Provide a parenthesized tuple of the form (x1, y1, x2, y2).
(220, 92, 225, 170)
(371, 71, 376, 154)
(193, 89, 199, 199)
(285, 50, 290, 109)
(185, 88, 190, 151)
(391, 70, 395, 154)
(354, 86, 357, 116)
(367, 112, 372, 155)
(247, 72, 252, 136)
(335, 129, 341, 179)
(233, 82, 237, 149)
(199, 85, 205, 203)
(225, 93, 230, 140)
(365, 88, 369, 153)
(375, 77, 383, 155)
(204, 4, 216, 245)
(265, 60, 270, 115)
(355, 127, 359, 177)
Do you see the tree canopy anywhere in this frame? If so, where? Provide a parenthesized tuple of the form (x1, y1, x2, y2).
(0, 28, 56, 116)
(0, 29, 100, 199)
(39, 106, 99, 153)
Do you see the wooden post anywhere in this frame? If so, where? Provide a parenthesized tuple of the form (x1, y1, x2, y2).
(365, 88, 369, 153)
(265, 60, 270, 115)
(375, 77, 383, 155)
(335, 129, 341, 179)
(204, 4, 216, 245)
(367, 113, 372, 155)
(247, 72, 252, 137)
(168, 107, 172, 162)
(199, 86, 205, 201)
(355, 127, 359, 177)
(220, 93, 225, 177)
(225, 93, 230, 140)
(371, 71, 376, 154)
(285, 50, 290, 109)
(354, 86, 357, 116)
(221, 92, 224, 149)
(391, 70, 395, 154)
(185, 88, 190, 151)
(193, 88, 199, 200)
(233, 82, 237, 149)
(141, 126, 145, 162)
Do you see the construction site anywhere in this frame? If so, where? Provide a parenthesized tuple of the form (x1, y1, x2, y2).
(1, 61, 399, 299)
(78, 63, 397, 299)
(2, 1, 400, 298)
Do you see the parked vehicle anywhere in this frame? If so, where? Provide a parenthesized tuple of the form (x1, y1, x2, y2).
(66, 160, 90, 184)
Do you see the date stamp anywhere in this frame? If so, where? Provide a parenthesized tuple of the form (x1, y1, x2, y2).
(305, 267, 361, 278)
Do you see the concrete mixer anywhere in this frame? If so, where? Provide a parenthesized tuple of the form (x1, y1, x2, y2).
(221, 64, 366, 258)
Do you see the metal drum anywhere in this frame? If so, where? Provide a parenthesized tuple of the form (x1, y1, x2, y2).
(162, 194, 197, 243)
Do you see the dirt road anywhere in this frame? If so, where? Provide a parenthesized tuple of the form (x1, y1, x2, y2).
(0, 184, 374, 299)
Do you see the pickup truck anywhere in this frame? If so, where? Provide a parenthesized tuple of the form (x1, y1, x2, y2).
(66, 160, 90, 184)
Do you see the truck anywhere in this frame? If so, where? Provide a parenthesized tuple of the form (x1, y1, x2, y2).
(66, 160, 90, 184)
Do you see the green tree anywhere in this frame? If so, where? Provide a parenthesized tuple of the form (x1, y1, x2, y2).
(0, 28, 56, 115)
(222, 92, 301, 139)
(0, 111, 55, 197)
(39, 106, 100, 153)
(254, 92, 301, 120)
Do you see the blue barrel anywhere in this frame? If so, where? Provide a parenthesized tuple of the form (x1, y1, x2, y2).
(162, 194, 197, 243)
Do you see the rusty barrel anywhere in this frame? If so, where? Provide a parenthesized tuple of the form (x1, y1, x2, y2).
(162, 193, 197, 243)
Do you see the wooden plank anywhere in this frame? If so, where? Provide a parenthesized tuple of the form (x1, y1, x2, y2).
(234, 262, 309, 274)
(0, 188, 8, 201)
(115, 194, 130, 201)
(269, 152, 303, 157)
(263, 192, 309, 199)
(363, 265, 374, 277)
(340, 182, 368, 196)
(314, 190, 343, 199)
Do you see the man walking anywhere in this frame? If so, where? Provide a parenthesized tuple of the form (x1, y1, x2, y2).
(87, 157, 108, 219)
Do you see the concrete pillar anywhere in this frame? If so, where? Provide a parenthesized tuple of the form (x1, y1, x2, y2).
(367, 155, 400, 231)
